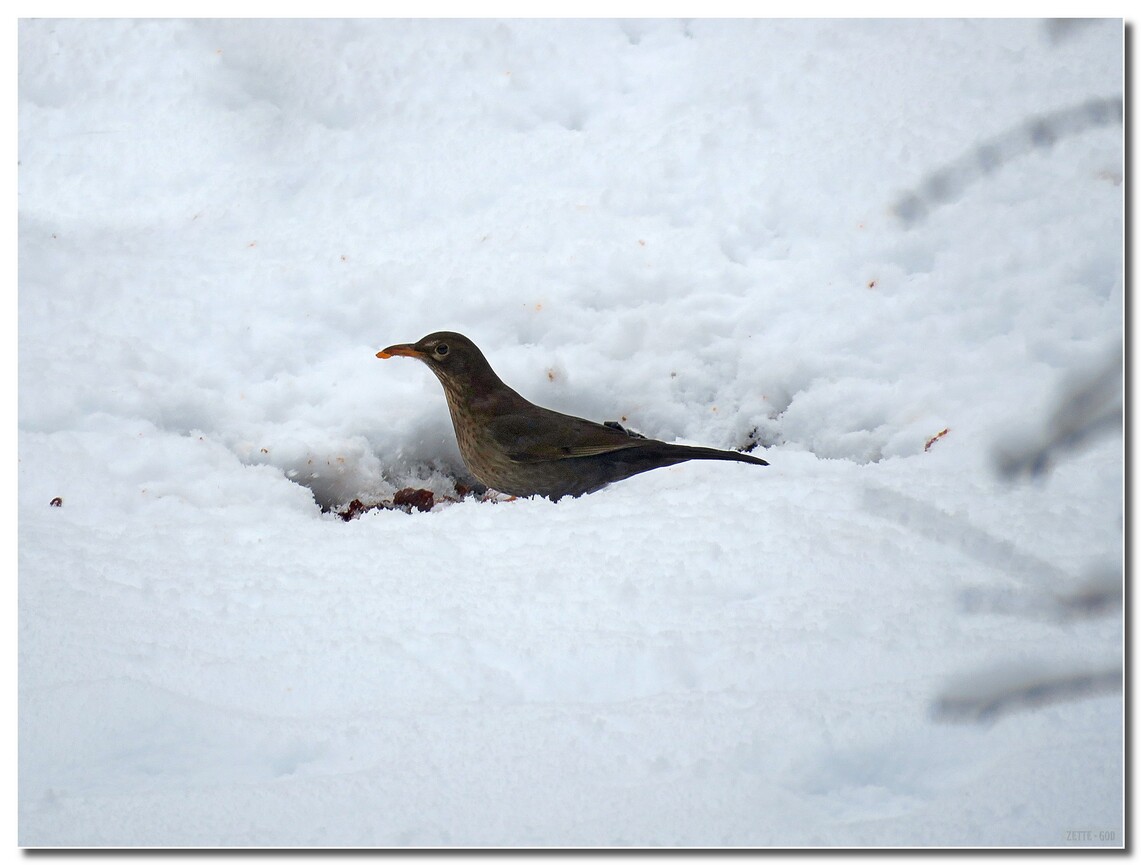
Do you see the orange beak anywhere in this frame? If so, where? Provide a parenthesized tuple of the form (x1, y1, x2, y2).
(376, 343, 424, 360)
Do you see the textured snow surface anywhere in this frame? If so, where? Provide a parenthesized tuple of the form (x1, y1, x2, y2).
(18, 18, 1123, 847)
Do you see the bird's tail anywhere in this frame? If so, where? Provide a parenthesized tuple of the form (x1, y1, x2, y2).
(653, 442, 769, 467)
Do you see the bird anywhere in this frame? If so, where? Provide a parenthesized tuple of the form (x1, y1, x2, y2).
(377, 331, 769, 500)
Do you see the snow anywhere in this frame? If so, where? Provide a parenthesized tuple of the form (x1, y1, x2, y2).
(17, 18, 1123, 848)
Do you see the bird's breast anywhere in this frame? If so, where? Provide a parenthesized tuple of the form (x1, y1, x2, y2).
(441, 389, 516, 488)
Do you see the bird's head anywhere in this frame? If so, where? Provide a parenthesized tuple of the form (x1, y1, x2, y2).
(377, 331, 501, 397)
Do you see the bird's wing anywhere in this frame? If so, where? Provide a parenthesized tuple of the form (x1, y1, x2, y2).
(485, 408, 647, 463)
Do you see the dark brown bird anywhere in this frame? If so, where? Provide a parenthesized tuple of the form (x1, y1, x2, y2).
(377, 331, 768, 500)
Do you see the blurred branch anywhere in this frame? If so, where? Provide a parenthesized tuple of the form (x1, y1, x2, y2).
(1042, 19, 1099, 45)
(861, 485, 1073, 589)
(933, 663, 1122, 723)
(960, 563, 1122, 622)
(994, 343, 1123, 480)
(893, 95, 1122, 227)
(863, 487, 1122, 723)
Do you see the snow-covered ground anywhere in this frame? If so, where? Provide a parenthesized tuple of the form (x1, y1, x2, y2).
(18, 18, 1123, 847)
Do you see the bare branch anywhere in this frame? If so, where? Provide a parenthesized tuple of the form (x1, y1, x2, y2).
(892, 96, 1122, 227)
(960, 564, 1121, 622)
(933, 663, 1122, 723)
(994, 344, 1122, 480)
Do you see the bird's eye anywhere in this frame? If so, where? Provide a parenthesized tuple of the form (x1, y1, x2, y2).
(434, 343, 449, 356)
